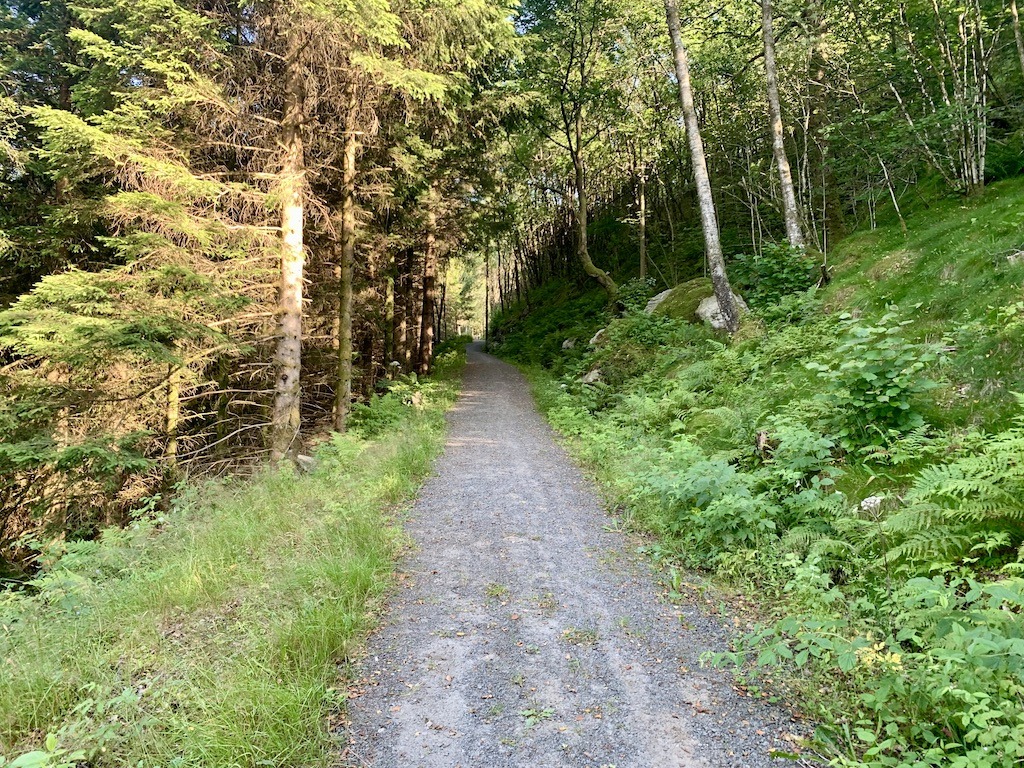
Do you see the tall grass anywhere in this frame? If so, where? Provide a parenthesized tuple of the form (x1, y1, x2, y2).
(0, 360, 460, 768)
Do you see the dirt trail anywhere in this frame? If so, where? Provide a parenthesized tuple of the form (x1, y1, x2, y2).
(343, 343, 803, 767)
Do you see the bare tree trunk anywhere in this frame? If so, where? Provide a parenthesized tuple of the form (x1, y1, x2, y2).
(417, 202, 437, 375)
(762, 0, 805, 249)
(385, 271, 395, 364)
(484, 240, 490, 350)
(334, 87, 358, 432)
(437, 281, 446, 342)
(571, 114, 617, 298)
(271, 43, 306, 462)
(513, 255, 522, 303)
(393, 251, 407, 368)
(1013, 0, 1024, 79)
(638, 169, 648, 279)
(164, 364, 180, 477)
(407, 277, 420, 371)
(877, 154, 907, 234)
(663, 0, 740, 332)
(214, 356, 231, 455)
(805, 0, 843, 243)
(497, 241, 506, 314)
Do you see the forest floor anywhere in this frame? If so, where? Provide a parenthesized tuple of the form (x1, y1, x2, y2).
(342, 343, 807, 767)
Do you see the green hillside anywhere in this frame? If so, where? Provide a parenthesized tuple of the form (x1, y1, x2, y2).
(490, 179, 1024, 768)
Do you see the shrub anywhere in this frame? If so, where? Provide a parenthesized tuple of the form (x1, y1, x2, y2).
(637, 443, 781, 562)
(730, 243, 818, 306)
(616, 276, 658, 314)
(806, 311, 943, 445)
(733, 575, 1024, 768)
(753, 287, 824, 326)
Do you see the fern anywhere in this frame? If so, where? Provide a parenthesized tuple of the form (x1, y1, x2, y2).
(882, 412, 1024, 568)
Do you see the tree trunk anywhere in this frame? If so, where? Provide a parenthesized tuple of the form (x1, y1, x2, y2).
(214, 355, 231, 456)
(407, 251, 421, 372)
(393, 250, 408, 368)
(804, 0, 843, 244)
(663, 0, 740, 333)
(417, 204, 437, 375)
(762, 0, 805, 249)
(164, 364, 180, 477)
(270, 43, 306, 462)
(385, 271, 395, 364)
(638, 169, 648, 278)
(484, 240, 490, 350)
(1013, 0, 1024, 79)
(571, 114, 617, 298)
(497, 241, 506, 314)
(437, 281, 446, 342)
(333, 87, 358, 432)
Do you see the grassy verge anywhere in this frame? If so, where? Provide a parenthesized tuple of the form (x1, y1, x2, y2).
(491, 180, 1024, 767)
(0, 350, 464, 768)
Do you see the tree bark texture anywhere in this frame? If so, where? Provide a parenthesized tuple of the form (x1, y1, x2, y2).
(663, 0, 741, 333)
(333, 87, 358, 432)
(165, 364, 180, 475)
(271, 42, 306, 462)
(762, 0, 805, 249)
(484, 240, 490, 350)
(417, 203, 437, 375)
(638, 171, 648, 278)
(1013, 0, 1024, 79)
(571, 113, 618, 298)
(393, 249, 408, 369)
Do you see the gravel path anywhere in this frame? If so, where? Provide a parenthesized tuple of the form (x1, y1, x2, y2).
(343, 343, 804, 767)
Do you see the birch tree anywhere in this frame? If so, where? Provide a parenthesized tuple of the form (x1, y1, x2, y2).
(663, 0, 741, 332)
(761, 0, 804, 249)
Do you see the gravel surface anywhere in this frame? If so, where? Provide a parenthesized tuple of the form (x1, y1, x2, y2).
(343, 343, 804, 767)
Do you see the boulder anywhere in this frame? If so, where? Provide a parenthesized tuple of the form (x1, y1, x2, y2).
(561, 338, 576, 350)
(589, 328, 606, 346)
(644, 288, 674, 314)
(695, 293, 749, 330)
(648, 277, 714, 322)
(580, 369, 602, 385)
(648, 277, 747, 329)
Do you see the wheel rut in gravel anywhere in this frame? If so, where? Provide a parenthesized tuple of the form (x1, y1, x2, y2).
(344, 343, 802, 767)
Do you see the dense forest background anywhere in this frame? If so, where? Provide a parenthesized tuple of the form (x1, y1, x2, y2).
(2, 0, 1023, 574)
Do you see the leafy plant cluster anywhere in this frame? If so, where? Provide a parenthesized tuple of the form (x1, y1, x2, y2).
(807, 312, 944, 445)
(729, 244, 819, 306)
(505, 281, 1024, 767)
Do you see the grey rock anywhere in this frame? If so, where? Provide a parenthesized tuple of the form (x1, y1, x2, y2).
(696, 293, 749, 330)
(645, 288, 674, 314)
(589, 328, 606, 346)
(561, 338, 576, 350)
(295, 454, 317, 473)
(580, 368, 602, 385)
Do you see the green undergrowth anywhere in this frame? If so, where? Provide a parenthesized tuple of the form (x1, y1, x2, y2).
(493, 181, 1024, 768)
(0, 349, 465, 768)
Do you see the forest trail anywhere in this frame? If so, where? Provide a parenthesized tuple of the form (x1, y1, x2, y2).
(343, 343, 803, 767)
